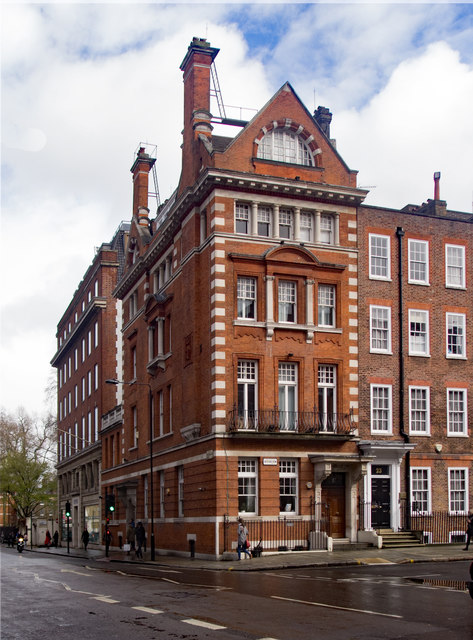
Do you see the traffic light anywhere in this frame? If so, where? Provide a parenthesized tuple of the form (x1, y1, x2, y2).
(105, 493, 115, 513)
(65, 501, 71, 518)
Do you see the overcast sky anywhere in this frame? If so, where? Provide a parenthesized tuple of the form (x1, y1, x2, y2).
(1, 2, 473, 417)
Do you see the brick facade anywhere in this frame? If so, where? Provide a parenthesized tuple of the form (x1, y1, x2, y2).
(54, 38, 472, 557)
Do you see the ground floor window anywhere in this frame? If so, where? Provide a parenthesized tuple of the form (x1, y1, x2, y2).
(84, 504, 100, 544)
(410, 468, 430, 514)
(238, 458, 257, 514)
(448, 468, 468, 514)
(279, 459, 298, 514)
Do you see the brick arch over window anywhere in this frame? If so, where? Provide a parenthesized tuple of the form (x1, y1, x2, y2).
(253, 120, 322, 167)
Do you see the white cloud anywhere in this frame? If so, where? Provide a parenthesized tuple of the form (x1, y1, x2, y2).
(1, 3, 472, 415)
(335, 41, 473, 211)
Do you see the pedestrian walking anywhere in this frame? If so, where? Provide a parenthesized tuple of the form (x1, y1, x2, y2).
(81, 527, 90, 551)
(463, 513, 473, 550)
(237, 517, 251, 560)
(53, 530, 59, 547)
(126, 521, 135, 555)
(44, 530, 51, 548)
(135, 521, 146, 559)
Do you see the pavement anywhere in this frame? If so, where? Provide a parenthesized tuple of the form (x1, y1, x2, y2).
(18, 543, 473, 572)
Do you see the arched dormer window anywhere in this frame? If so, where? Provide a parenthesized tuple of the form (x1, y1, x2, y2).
(257, 128, 314, 166)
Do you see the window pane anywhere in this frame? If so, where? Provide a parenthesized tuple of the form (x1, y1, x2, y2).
(370, 235, 389, 278)
(447, 313, 465, 356)
(371, 306, 390, 351)
(446, 245, 465, 287)
(410, 388, 429, 434)
(278, 281, 296, 322)
(318, 285, 335, 327)
(237, 277, 256, 319)
(409, 310, 428, 355)
(372, 386, 391, 432)
(448, 389, 466, 435)
(409, 240, 428, 283)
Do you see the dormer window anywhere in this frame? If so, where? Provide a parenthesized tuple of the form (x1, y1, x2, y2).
(257, 129, 314, 166)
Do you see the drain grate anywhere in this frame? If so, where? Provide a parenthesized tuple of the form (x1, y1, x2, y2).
(408, 577, 468, 591)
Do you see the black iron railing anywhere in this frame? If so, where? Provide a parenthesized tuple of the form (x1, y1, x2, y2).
(358, 499, 470, 544)
(227, 409, 355, 436)
(224, 513, 329, 553)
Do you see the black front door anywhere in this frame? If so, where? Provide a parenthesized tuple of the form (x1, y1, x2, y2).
(371, 476, 391, 528)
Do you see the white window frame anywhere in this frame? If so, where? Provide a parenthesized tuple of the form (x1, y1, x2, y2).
(445, 244, 466, 289)
(257, 128, 314, 166)
(238, 458, 258, 515)
(237, 360, 258, 429)
(447, 388, 468, 436)
(370, 305, 392, 353)
(279, 208, 294, 239)
(257, 205, 272, 237)
(318, 284, 336, 328)
(411, 467, 431, 514)
(408, 239, 429, 285)
(318, 364, 336, 431)
(237, 276, 257, 320)
(369, 234, 391, 280)
(279, 362, 298, 430)
(448, 467, 469, 514)
(446, 312, 466, 358)
(408, 309, 430, 356)
(370, 384, 392, 434)
(320, 214, 334, 244)
(409, 386, 430, 435)
(300, 211, 313, 242)
(279, 459, 298, 515)
(278, 280, 296, 323)
(235, 203, 250, 235)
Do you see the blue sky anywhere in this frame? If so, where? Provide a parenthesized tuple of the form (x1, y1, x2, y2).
(1, 2, 473, 416)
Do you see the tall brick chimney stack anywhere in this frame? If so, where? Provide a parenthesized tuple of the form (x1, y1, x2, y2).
(130, 147, 156, 216)
(178, 37, 220, 194)
(434, 171, 441, 200)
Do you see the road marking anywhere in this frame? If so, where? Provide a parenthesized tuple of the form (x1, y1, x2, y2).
(271, 595, 403, 619)
(92, 596, 120, 604)
(161, 577, 180, 584)
(61, 569, 93, 576)
(182, 618, 226, 630)
(140, 567, 181, 574)
(132, 606, 163, 614)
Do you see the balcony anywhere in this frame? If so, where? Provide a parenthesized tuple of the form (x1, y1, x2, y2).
(227, 408, 355, 436)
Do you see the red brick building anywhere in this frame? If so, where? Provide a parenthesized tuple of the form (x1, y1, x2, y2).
(358, 193, 473, 542)
(103, 38, 373, 558)
(51, 223, 129, 547)
(56, 38, 472, 557)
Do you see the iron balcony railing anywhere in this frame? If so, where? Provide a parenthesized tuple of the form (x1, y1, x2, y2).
(227, 408, 356, 436)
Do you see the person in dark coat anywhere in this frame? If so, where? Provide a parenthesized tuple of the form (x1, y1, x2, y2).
(135, 522, 146, 559)
(53, 530, 59, 547)
(45, 530, 51, 548)
(464, 514, 473, 550)
(81, 527, 90, 551)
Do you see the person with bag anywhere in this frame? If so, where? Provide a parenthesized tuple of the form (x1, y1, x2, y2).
(237, 517, 252, 560)
(126, 521, 135, 555)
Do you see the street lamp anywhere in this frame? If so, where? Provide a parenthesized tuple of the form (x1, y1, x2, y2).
(106, 377, 155, 561)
